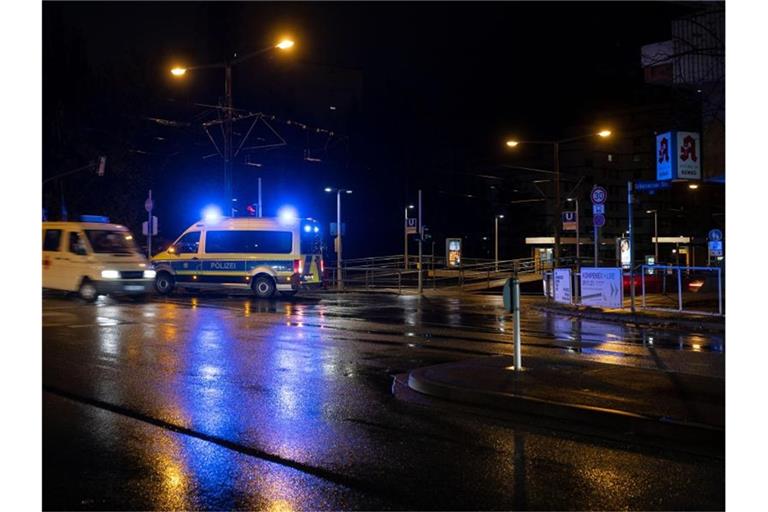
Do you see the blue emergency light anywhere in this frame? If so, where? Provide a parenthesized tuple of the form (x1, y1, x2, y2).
(80, 215, 110, 223)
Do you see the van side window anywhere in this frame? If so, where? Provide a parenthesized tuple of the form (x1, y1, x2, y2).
(43, 229, 62, 252)
(205, 230, 292, 254)
(68, 232, 87, 255)
(175, 231, 201, 254)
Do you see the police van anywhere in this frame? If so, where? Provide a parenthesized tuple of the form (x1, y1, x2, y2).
(42, 216, 155, 301)
(151, 216, 323, 298)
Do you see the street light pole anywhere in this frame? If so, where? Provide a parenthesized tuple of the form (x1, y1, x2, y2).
(504, 130, 611, 270)
(325, 186, 351, 291)
(554, 141, 561, 268)
(170, 39, 294, 215)
(646, 210, 658, 263)
(495, 215, 499, 271)
(494, 214, 504, 271)
(224, 63, 233, 215)
(336, 189, 342, 291)
(404, 206, 409, 270)
(418, 189, 423, 294)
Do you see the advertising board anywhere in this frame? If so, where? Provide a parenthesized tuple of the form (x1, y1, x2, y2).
(580, 268, 623, 308)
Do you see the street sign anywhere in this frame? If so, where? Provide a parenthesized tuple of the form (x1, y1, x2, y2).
(592, 204, 605, 214)
(562, 211, 577, 231)
(580, 268, 623, 308)
(593, 213, 606, 227)
(553, 268, 572, 304)
(591, 186, 608, 204)
(144, 197, 154, 213)
(142, 216, 158, 236)
(708, 229, 723, 241)
(634, 180, 672, 192)
(405, 217, 418, 234)
(708, 240, 723, 257)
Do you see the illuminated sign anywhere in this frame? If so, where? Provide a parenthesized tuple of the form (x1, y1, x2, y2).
(553, 268, 572, 304)
(618, 237, 631, 269)
(445, 238, 462, 268)
(656, 131, 701, 181)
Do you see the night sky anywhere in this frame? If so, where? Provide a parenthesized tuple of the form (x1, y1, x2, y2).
(43, 1, 701, 257)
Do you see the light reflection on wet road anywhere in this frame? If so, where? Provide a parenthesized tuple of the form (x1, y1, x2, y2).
(43, 292, 724, 510)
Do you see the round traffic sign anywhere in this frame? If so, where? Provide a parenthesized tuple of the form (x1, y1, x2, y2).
(591, 186, 608, 204)
(144, 198, 154, 212)
(593, 213, 606, 227)
(708, 229, 722, 241)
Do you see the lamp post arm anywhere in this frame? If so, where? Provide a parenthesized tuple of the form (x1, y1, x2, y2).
(231, 45, 277, 66)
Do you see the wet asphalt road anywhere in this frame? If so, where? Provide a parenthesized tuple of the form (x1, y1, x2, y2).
(43, 291, 725, 510)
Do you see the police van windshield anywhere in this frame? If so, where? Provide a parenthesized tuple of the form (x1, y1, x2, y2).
(85, 230, 138, 254)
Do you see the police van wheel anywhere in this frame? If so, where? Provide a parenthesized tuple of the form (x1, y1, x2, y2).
(155, 272, 175, 295)
(78, 279, 98, 303)
(252, 276, 276, 298)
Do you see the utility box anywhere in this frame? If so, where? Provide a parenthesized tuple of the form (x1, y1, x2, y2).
(503, 278, 518, 312)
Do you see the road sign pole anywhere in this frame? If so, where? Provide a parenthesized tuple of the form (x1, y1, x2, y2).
(146, 190, 153, 258)
(594, 225, 598, 267)
(627, 181, 635, 312)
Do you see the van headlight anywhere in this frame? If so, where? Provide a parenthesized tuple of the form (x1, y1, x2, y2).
(143, 270, 156, 279)
(101, 270, 120, 279)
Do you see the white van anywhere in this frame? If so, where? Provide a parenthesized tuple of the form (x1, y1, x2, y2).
(42, 217, 155, 301)
(151, 216, 323, 298)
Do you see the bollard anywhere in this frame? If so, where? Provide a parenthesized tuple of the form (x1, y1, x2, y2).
(503, 278, 523, 370)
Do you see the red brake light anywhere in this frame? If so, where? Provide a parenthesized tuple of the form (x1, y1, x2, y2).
(293, 259, 303, 274)
(320, 258, 324, 273)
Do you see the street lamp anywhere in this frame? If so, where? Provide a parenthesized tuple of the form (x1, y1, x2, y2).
(505, 129, 612, 268)
(325, 186, 352, 290)
(170, 38, 295, 214)
(495, 214, 504, 271)
(404, 204, 415, 269)
(646, 209, 659, 264)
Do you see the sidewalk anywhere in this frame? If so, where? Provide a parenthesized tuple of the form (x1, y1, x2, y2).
(533, 301, 725, 332)
(400, 355, 724, 447)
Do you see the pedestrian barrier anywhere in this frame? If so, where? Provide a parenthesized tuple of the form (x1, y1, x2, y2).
(324, 255, 555, 293)
(544, 264, 724, 317)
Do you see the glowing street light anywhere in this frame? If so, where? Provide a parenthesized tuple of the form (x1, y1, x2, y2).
(504, 129, 612, 267)
(169, 37, 297, 214)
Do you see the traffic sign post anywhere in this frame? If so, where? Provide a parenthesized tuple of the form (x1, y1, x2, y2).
(591, 186, 607, 267)
(145, 190, 153, 258)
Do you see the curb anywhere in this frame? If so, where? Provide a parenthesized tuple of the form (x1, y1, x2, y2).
(406, 368, 724, 445)
(532, 303, 725, 333)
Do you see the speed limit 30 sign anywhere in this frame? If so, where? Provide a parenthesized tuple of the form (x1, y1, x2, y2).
(591, 186, 608, 204)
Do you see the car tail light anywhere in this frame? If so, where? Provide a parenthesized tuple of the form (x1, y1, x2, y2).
(293, 259, 303, 274)
(320, 257, 324, 274)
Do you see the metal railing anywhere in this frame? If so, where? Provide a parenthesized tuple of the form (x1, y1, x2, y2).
(543, 264, 724, 317)
(324, 255, 554, 293)
(639, 265, 723, 316)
